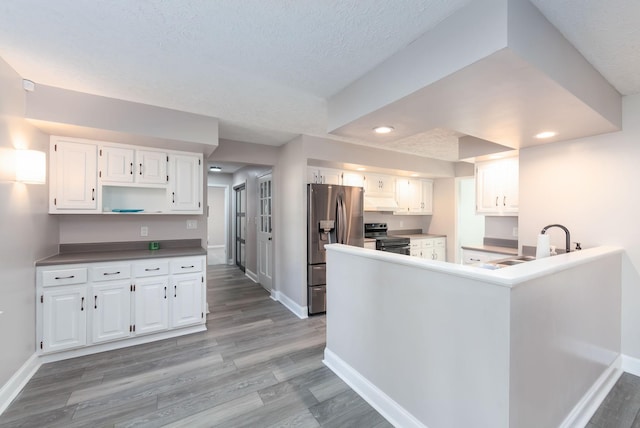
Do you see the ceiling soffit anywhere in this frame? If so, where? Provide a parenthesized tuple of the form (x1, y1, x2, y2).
(328, 0, 621, 152)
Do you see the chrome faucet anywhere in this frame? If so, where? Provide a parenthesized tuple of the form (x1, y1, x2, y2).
(540, 224, 570, 253)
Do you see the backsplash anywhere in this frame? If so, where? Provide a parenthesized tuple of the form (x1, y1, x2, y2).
(485, 216, 519, 240)
(363, 212, 431, 232)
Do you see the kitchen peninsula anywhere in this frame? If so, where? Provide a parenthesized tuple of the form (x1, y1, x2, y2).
(323, 244, 622, 428)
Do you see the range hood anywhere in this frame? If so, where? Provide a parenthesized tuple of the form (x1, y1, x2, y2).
(364, 196, 399, 212)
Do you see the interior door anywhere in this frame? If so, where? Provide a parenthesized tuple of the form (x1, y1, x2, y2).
(235, 183, 246, 272)
(257, 174, 273, 292)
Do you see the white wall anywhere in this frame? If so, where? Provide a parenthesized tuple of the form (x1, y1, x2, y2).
(207, 187, 226, 246)
(208, 173, 233, 263)
(485, 216, 519, 241)
(519, 93, 640, 358)
(0, 59, 59, 387)
(430, 178, 456, 262)
(274, 137, 307, 307)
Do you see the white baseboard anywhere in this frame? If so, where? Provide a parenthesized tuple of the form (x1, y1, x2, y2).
(227, 259, 234, 266)
(0, 353, 41, 416)
(245, 269, 258, 283)
(559, 355, 623, 428)
(323, 348, 425, 428)
(272, 290, 308, 319)
(622, 354, 640, 377)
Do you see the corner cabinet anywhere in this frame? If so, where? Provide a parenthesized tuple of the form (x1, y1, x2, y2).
(475, 157, 518, 215)
(36, 255, 206, 356)
(49, 136, 203, 215)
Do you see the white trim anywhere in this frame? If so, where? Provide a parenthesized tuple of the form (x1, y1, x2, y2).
(245, 268, 259, 283)
(207, 244, 225, 249)
(323, 348, 426, 428)
(39, 324, 206, 364)
(272, 290, 308, 319)
(0, 353, 41, 416)
(622, 354, 640, 377)
(559, 355, 623, 428)
(227, 258, 234, 266)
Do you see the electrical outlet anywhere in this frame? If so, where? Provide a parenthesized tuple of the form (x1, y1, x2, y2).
(512, 227, 519, 237)
(186, 220, 197, 230)
(399, 221, 404, 228)
(140, 226, 148, 237)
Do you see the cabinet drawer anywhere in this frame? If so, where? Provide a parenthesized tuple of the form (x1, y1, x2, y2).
(42, 268, 88, 287)
(134, 260, 169, 277)
(170, 257, 203, 274)
(432, 238, 446, 247)
(90, 264, 131, 282)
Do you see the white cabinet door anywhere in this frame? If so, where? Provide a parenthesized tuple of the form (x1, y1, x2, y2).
(135, 276, 169, 335)
(431, 238, 447, 261)
(137, 150, 167, 185)
(90, 281, 131, 344)
(418, 180, 433, 214)
(100, 146, 134, 183)
(319, 168, 342, 185)
(51, 139, 98, 211)
(169, 154, 202, 212)
(42, 286, 87, 353)
(342, 171, 364, 187)
(476, 158, 518, 215)
(171, 273, 204, 328)
(364, 173, 395, 198)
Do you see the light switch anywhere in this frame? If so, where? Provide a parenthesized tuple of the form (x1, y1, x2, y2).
(186, 220, 197, 230)
(140, 226, 149, 237)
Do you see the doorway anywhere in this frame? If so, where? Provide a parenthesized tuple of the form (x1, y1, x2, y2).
(456, 177, 485, 263)
(257, 173, 273, 292)
(234, 183, 247, 272)
(207, 185, 228, 265)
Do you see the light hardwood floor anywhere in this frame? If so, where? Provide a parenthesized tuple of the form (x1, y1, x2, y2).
(0, 263, 636, 427)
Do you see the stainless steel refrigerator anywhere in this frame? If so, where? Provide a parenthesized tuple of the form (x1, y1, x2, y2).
(307, 183, 364, 315)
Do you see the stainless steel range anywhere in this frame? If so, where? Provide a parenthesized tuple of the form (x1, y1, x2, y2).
(364, 223, 410, 255)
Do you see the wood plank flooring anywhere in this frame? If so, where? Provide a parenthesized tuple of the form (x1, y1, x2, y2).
(0, 263, 637, 427)
(0, 265, 391, 428)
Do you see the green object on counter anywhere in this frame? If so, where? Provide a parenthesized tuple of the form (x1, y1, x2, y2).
(149, 241, 160, 250)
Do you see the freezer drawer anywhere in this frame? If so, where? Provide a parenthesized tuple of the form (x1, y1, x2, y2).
(308, 264, 326, 286)
(308, 285, 326, 315)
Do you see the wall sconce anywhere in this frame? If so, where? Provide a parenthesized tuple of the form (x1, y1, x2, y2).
(15, 149, 46, 184)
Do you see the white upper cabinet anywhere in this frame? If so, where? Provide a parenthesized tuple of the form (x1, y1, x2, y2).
(50, 138, 98, 211)
(308, 167, 343, 185)
(342, 171, 365, 187)
(100, 146, 167, 186)
(169, 153, 202, 212)
(395, 179, 433, 215)
(476, 157, 519, 215)
(363, 173, 395, 198)
(49, 136, 202, 214)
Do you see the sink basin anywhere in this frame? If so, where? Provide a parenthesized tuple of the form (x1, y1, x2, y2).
(475, 255, 536, 269)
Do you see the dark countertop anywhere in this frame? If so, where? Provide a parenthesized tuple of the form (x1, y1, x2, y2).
(36, 239, 206, 266)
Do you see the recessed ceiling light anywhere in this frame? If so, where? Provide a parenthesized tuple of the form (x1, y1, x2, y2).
(410, 173, 419, 177)
(209, 166, 222, 172)
(373, 126, 394, 134)
(356, 167, 366, 171)
(535, 131, 557, 139)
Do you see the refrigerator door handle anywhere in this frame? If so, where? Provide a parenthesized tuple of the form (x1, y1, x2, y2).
(337, 196, 347, 244)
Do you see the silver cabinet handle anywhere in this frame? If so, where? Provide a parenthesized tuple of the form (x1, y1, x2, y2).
(94, 295, 98, 309)
(54, 275, 75, 280)
(164, 286, 167, 299)
(181, 265, 194, 269)
(172, 192, 175, 203)
(92, 188, 95, 201)
(495, 196, 498, 207)
(470, 258, 480, 262)
(81, 297, 85, 311)
(103, 271, 120, 276)
(139, 163, 143, 175)
(130, 162, 133, 175)
(174, 286, 177, 298)
(145, 267, 160, 271)
(503, 196, 506, 206)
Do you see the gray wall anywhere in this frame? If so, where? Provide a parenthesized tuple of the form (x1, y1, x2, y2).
(519, 93, 640, 359)
(208, 173, 233, 263)
(0, 58, 59, 387)
(207, 187, 227, 247)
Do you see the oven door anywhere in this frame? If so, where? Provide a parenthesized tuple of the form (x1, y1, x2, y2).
(380, 245, 410, 255)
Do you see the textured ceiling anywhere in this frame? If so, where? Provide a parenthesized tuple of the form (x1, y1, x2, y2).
(0, 0, 638, 161)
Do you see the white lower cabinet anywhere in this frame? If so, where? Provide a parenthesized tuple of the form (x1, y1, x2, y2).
(462, 249, 511, 265)
(135, 276, 170, 335)
(171, 273, 204, 328)
(410, 237, 447, 262)
(90, 280, 131, 344)
(41, 286, 87, 353)
(37, 255, 206, 355)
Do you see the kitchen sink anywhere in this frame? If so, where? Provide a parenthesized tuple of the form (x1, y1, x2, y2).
(476, 255, 536, 269)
